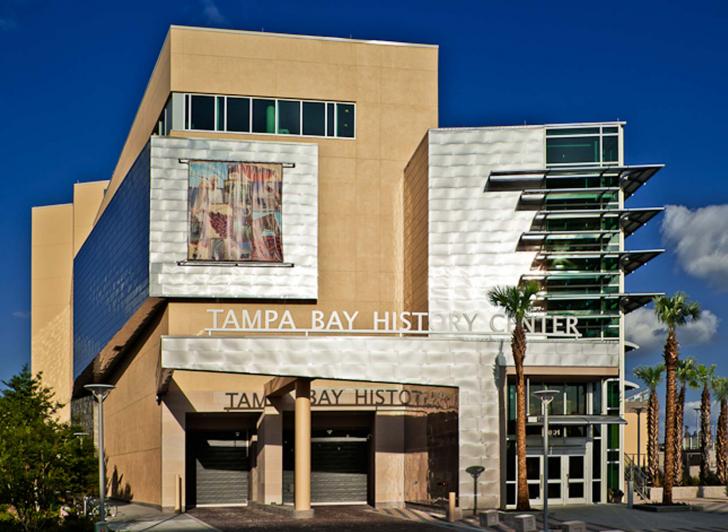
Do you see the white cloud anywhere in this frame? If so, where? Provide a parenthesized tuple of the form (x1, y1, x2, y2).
(11, 310, 29, 320)
(626, 306, 719, 351)
(662, 204, 728, 289)
(200, 0, 226, 24)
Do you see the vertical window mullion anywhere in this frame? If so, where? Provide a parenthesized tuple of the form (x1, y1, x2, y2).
(249, 98, 253, 132)
(185, 94, 190, 129)
(275, 99, 279, 134)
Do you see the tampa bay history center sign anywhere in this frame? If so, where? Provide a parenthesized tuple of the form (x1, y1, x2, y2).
(206, 308, 581, 337)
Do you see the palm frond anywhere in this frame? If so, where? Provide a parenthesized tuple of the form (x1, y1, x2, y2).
(677, 357, 700, 388)
(654, 292, 702, 329)
(713, 377, 728, 401)
(634, 364, 665, 391)
(695, 363, 717, 386)
(487, 281, 539, 323)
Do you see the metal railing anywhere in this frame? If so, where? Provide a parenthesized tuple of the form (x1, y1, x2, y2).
(625, 453, 651, 502)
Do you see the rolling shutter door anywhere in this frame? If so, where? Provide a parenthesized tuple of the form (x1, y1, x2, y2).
(195, 440, 249, 506)
(311, 438, 368, 504)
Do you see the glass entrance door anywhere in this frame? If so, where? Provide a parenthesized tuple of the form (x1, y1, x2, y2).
(546, 456, 563, 504)
(524, 454, 587, 507)
(565, 455, 587, 503)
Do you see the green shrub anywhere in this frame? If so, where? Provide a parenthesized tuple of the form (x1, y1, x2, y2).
(0, 369, 96, 531)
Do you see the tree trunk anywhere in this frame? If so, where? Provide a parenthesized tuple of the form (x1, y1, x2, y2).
(648, 391, 660, 485)
(717, 399, 728, 485)
(513, 322, 530, 511)
(674, 384, 685, 485)
(662, 329, 678, 505)
(700, 384, 712, 484)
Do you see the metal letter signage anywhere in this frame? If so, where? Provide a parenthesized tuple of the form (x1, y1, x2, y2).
(205, 308, 580, 338)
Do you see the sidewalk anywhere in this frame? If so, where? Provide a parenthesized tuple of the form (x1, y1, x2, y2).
(550, 502, 728, 531)
(107, 502, 219, 531)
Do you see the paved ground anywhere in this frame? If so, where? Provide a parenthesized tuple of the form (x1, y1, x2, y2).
(189, 505, 455, 531)
(108, 499, 728, 532)
(108, 502, 217, 531)
(548, 500, 728, 531)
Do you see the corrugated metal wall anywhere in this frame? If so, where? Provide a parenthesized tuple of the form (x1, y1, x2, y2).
(148, 136, 318, 300)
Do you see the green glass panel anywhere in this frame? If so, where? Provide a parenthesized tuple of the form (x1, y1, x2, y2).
(608, 424, 619, 449)
(190, 95, 215, 130)
(566, 384, 586, 414)
(607, 463, 619, 489)
(226, 97, 250, 132)
(607, 381, 619, 409)
(547, 127, 600, 136)
(547, 137, 600, 164)
(336, 103, 355, 138)
(302, 101, 325, 136)
(277, 100, 300, 135)
(252, 99, 275, 133)
(603, 135, 619, 162)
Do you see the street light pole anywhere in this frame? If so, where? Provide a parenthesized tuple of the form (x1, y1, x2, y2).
(534, 389, 560, 532)
(634, 406, 643, 469)
(84, 384, 115, 531)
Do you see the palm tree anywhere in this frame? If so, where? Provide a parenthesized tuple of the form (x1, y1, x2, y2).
(654, 293, 701, 504)
(695, 363, 716, 484)
(713, 377, 728, 485)
(674, 357, 698, 485)
(488, 281, 540, 511)
(634, 364, 665, 485)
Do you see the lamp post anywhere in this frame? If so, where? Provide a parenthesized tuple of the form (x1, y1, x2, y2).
(534, 389, 560, 532)
(465, 465, 485, 516)
(693, 406, 701, 451)
(634, 406, 643, 469)
(84, 384, 115, 531)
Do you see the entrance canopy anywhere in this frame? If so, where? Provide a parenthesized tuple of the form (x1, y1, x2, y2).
(527, 415, 627, 426)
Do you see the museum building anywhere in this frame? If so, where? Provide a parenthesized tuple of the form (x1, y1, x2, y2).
(30, 25, 663, 513)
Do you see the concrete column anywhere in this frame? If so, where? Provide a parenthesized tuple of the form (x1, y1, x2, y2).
(294, 380, 311, 514)
(255, 402, 283, 504)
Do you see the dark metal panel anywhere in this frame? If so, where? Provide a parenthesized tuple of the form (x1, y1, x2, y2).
(73, 144, 151, 377)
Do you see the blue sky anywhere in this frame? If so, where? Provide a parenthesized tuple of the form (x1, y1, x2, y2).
(1, 0, 726, 429)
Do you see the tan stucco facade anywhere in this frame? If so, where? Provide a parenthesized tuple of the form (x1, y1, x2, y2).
(31, 181, 107, 420)
(64, 27, 439, 509)
(624, 400, 648, 462)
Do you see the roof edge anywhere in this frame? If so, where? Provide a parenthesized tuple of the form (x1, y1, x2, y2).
(169, 24, 439, 49)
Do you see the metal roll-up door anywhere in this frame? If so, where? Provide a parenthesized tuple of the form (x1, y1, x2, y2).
(310, 437, 368, 504)
(195, 439, 249, 506)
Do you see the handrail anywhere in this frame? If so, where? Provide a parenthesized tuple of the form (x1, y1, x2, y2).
(624, 453, 651, 501)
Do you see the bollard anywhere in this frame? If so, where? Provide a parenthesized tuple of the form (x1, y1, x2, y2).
(560, 521, 586, 532)
(446, 491, 460, 522)
(627, 477, 634, 508)
(479, 509, 499, 527)
(513, 514, 536, 532)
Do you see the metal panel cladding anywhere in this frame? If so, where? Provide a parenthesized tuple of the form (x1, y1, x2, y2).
(73, 144, 151, 377)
